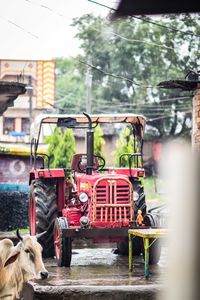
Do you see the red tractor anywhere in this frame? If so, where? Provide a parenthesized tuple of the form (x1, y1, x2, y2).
(29, 113, 161, 266)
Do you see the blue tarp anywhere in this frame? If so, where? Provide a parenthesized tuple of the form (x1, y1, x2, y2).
(0, 184, 29, 192)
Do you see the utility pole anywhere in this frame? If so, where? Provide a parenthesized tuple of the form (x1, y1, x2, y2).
(86, 54, 92, 114)
(28, 75, 33, 140)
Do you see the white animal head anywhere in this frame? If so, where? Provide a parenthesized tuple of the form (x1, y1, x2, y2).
(16, 230, 48, 281)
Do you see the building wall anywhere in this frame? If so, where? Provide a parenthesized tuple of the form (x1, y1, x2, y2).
(0, 59, 55, 144)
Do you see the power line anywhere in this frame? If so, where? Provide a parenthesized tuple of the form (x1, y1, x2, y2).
(110, 31, 174, 51)
(93, 27, 174, 51)
(148, 110, 191, 121)
(79, 60, 155, 88)
(88, 0, 200, 38)
(79, 61, 197, 91)
(131, 15, 200, 38)
(0, 15, 39, 39)
(24, 0, 71, 20)
(25, 0, 175, 52)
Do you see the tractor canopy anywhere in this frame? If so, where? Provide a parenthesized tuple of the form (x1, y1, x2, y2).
(31, 113, 146, 150)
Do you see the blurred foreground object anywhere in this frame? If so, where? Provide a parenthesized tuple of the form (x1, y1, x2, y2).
(112, 0, 200, 18)
(160, 141, 199, 300)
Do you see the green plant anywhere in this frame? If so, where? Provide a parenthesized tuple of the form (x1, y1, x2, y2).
(46, 128, 75, 168)
(45, 127, 62, 168)
(113, 127, 134, 167)
(94, 125, 105, 158)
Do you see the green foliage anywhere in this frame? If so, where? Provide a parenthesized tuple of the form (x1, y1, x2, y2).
(45, 127, 62, 167)
(70, 14, 200, 139)
(113, 127, 135, 167)
(46, 128, 75, 168)
(56, 57, 86, 113)
(94, 125, 105, 158)
(54, 14, 200, 139)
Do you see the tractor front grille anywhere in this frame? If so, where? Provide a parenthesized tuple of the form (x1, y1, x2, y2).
(92, 177, 133, 223)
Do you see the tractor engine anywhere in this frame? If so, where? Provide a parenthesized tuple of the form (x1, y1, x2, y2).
(63, 173, 134, 231)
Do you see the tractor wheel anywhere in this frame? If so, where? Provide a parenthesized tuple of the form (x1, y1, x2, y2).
(29, 179, 57, 258)
(54, 217, 72, 267)
(133, 180, 146, 217)
(143, 213, 162, 265)
(117, 236, 142, 256)
(116, 180, 146, 256)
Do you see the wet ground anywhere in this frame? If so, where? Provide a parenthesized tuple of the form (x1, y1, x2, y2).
(35, 242, 167, 288)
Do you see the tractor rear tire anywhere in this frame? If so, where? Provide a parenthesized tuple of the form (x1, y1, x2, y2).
(54, 217, 72, 267)
(143, 213, 162, 265)
(29, 179, 57, 258)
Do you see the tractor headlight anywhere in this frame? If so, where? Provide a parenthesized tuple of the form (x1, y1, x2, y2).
(79, 192, 89, 203)
(133, 191, 139, 201)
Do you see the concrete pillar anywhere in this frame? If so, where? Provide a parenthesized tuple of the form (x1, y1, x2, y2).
(15, 117, 21, 133)
(193, 84, 200, 153)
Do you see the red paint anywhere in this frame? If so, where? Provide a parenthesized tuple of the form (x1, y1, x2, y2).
(30, 168, 65, 180)
(29, 194, 36, 235)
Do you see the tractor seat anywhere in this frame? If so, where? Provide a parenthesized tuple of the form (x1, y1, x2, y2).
(71, 154, 99, 173)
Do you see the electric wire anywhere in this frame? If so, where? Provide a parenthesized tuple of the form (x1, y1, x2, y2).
(92, 26, 175, 51)
(79, 60, 155, 88)
(0, 15, 39, 39)
(24, 0, 71, 20)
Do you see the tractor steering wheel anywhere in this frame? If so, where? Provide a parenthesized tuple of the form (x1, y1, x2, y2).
(93, 155, 105, 171)
(77, 155, 105, 173)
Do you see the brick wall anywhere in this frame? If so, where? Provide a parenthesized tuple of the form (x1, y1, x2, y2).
(193, 84, 200, 153)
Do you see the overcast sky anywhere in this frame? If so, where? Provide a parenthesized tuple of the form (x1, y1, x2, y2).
(0, 0, 112, 60)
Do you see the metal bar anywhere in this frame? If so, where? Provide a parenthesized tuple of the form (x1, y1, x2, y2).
(62, 227, 128, 238)
(119, 207, 122, 222)
(124, 207, 127, 219)
(96, 204, 131, 207)
(129, 233, 133, 271)
(114, 181, 117, 221)
(101, 207, 103, 222)
(144, 238, 150, 279)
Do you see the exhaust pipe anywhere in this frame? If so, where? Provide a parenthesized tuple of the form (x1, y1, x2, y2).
(83, 112, 94, 175)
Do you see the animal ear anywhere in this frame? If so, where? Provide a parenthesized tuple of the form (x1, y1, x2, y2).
(4, 253, 20, 267)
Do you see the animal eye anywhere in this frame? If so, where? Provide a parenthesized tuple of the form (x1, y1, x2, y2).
(25, 249, 30, 253)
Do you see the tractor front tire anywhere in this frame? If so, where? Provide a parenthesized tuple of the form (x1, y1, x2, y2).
(54, 217, 72, 267)
(117, 180, 146, 256)
(117, 236, 142, 256)
(29, 179, 57, 258)
(133, 180, 146, 217)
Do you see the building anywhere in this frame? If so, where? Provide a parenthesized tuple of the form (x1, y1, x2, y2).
(0, 59, 55, 144)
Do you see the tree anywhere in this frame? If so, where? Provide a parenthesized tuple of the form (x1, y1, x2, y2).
(56, 57, 86, 113)
(94, 125, 105, 158)
(53, 129, 75, 168)
(45, 127, 62, 168)
(46, 128, 75, 168)
(113, 127, 135, 167)
(71, 14, 200, 139)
